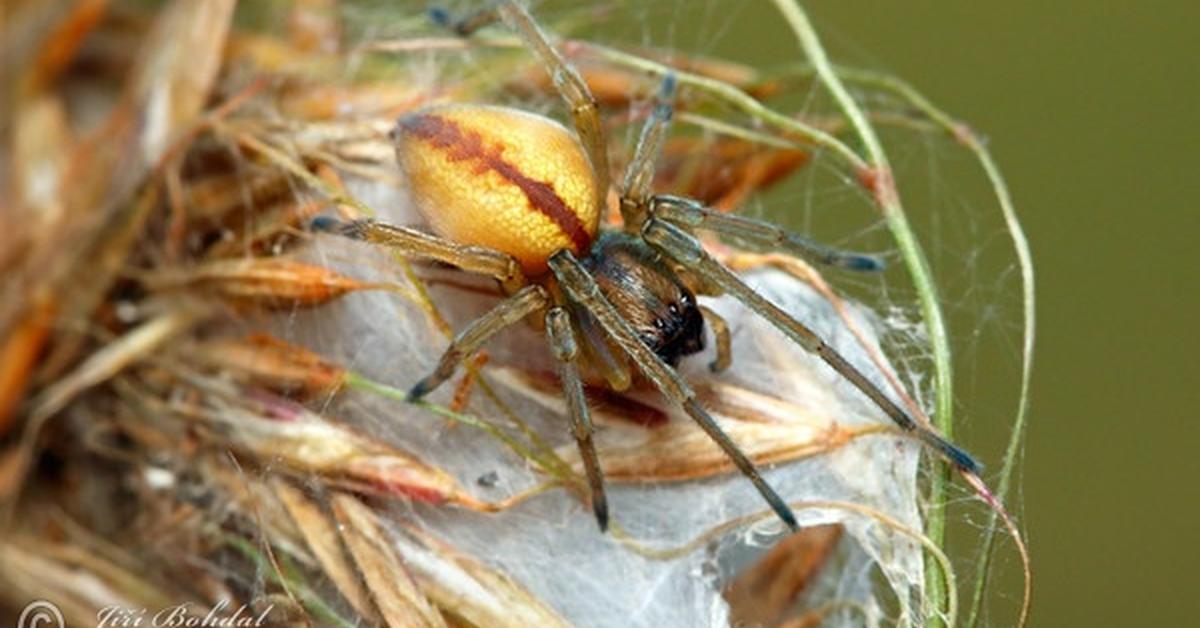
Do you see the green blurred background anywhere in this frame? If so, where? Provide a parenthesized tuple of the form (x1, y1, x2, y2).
(684, 1, 1197, 625)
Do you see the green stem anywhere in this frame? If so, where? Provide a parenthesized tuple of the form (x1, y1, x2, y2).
(781, 62, 1035, 626)
(853, 70, 1034, 627)
(769, 1, 959, 624)
(225, 534, 356, 628)
(570, 41, 868, 170)
(961, 145, 1034, 628)
(345, 372, 575, 481)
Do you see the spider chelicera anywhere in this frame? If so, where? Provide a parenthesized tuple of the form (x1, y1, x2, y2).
(311, 0, 977, 532)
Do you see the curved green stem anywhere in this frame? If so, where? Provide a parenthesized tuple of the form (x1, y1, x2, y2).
(346, 372, 574, 481)
(565, 41, 868, 171)
(777, 61, 1035, 626)
(768, 1, 960, 624)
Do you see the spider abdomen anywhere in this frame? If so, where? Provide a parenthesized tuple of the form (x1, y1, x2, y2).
(391, 104, 600, 276)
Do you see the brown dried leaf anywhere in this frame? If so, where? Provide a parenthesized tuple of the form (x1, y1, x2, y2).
(30, 307, 203, 425)
(288, 0, 341, 54)
(144, 258, 379, 307)
(60, 0, 235, 213)
(11, 0, 108, 97)
(0, 292, 55, 436)
(182, 169, 294, 225)
(0, 532, 185, 628)
(510, 62, 657, 107)
(191, 334, 347, 397)
(654, 137, 809, 212)
(504, 369, 669, 428)
(278, 82, 430, 120)
(124, 0, 236, 168)
(273, 480, 379, 622)
(330, 493, 447, 628)
(174, 388, 492, 510)
(0, 307, 202, 504)
(724, 524, 843, 627)
(388, 523, 570, 628)
(1, 94, 70, 361)
(30, 0, 236, 380)
(185, 455, 317, 568)
(590, 389, 859, 482)
(494, 368, 876, 482)
(10, 95, 72, 231)
(202, 199, 325, 260)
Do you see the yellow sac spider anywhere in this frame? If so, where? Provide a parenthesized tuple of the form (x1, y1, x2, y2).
(311, 0, 977, 532)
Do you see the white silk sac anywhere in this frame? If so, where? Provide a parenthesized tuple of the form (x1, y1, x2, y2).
(286, 176, 930, 627)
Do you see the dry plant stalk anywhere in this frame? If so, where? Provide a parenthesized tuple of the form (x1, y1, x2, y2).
(0, 1, 1028, 626)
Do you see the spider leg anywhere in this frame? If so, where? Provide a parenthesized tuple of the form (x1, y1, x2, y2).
(570, 304, 634, 392)
(651, 195, 886, 271)
(642, 218, 980, 473)
(545, 306, 609, 531)
(620, 74, 677, 229)
(408, 285, 549, 400)
(437, 1, 612, 210)
(310, 216, 526, 293)
(548, 250, 800, 532)
(699, 305, 732, 373)
(428, 5, 498, 36)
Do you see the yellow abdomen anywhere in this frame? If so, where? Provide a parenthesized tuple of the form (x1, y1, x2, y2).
(391, 104, 600, 276)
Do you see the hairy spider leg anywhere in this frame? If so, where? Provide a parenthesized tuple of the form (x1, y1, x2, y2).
(312, 218, 613, 527)
(641, 218, 980, 473)
(408, 285, 549, 400)
(698, 305, 733, 373)
(310, 216, 527, 293)
(439, 1, 612, 214)
(546, 306, 609, 530)
(651, 195, 886, 271)
(548, 250, 801, 532)
(621, 73, 678, 229)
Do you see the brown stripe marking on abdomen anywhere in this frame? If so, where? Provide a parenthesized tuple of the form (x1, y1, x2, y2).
(399, 113, 592, 254)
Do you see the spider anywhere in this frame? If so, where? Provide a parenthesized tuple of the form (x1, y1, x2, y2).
(311, 0, 978, 532)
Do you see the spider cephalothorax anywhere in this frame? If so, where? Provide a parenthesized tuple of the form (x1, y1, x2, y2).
(311, 0, 977, 532)
(582, 232, 706, 368)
